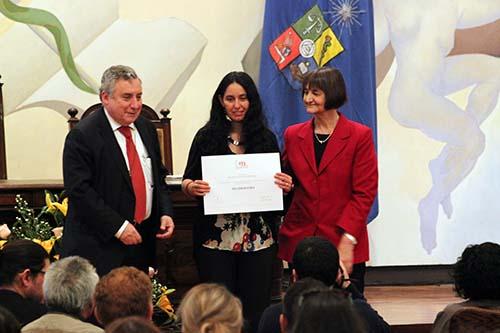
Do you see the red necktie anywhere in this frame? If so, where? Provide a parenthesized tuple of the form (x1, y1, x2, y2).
(118, 126, 146, 223)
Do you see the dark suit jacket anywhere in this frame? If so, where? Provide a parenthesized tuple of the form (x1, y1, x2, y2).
(61, 107, 173, 275)
(257, 285, 390, 333)
(0, 289, 47, 327)
(278, 114, 378, 264)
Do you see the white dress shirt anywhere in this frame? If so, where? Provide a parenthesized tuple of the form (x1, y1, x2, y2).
(103, 109, 153, 238)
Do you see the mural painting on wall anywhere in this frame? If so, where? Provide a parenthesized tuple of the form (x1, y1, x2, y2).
(374, 0, 500, 253)
(0, 0, 207, 117)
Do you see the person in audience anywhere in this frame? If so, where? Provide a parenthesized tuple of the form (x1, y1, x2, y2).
(62, 64, 174, 276)
(279, 66, 378, 293)
(182, 71, 292, 332)
(0, 240, 49, 326)
(432, 242, 500, 332)
(258, 236, 389, 333)
(94, 266, 153, 327)
(178, 283, 243, 333)
(0, 305, 21, 333)
(279, 278, 326, 333)
(105, 316, 160, 333)
(291, 288, 365, 333)
(22, 256, 102, 333)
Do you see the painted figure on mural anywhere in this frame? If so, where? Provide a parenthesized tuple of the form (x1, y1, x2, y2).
(374, 0, 500, 253)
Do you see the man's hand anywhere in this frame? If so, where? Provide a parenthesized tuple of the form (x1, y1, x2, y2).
(156, 215, 175, 239)
(119, 223, 142, 245)
(338, 234, 355, 274)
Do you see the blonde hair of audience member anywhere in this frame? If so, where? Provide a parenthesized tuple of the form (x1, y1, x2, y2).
(178, 283, 243, 333)
(105, 316, 160, 333)
(94, 267, 153, 326)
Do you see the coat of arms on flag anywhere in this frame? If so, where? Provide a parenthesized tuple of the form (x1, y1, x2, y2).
(259, 0, 377, 222)
(268, 5, 344, 89)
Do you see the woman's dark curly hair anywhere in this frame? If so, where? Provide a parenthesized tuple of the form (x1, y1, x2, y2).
(196, 71, 277, 155)
(452, 242, 500, 300)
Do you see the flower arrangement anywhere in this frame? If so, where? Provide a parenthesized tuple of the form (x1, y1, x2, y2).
(151, 276, 177, 327)
(5, 190, 67, 254)
(1, 191, 180, 330)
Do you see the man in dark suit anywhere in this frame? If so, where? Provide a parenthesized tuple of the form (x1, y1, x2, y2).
(61, 65, 174, 276)
(258, 237, 390, 333)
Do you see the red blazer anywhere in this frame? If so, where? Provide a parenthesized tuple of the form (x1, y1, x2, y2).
(278, 114, 378, 264)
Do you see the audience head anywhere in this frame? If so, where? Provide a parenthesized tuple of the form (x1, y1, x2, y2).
(0, 306, 20, 333)
(94, 266, 153, 326)
(280, 278, 327, 333)
(302, 66, 347, 110)
(291, 288, 364, 333)
(105, 316, 160, 333)
(43, 256, 99, 319)
(452, 242, 500, 300)
(0, 239, 49, 302)
(178, 283, 243, 333)
(292, 236, 340, 286)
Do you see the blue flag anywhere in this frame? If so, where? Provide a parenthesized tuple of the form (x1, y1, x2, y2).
(259, 0, 378, 221)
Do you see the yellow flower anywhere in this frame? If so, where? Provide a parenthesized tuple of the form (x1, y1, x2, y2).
(157, 294, 174, 314)
(45, 192, 57, 214)
(0, 240, 7, 249)
(33, 238, 56, 254)
(53, 198, 68, 217)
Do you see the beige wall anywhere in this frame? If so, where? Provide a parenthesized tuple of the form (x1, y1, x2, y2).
(4, 0, 265, 178)
(3, 1, 499, 266)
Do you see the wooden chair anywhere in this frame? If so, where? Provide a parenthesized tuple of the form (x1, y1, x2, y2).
(67, 103, 173, 174)
(449, 306, 500, 333)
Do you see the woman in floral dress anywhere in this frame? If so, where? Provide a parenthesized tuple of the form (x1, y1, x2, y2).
(182, 71, 292, 333)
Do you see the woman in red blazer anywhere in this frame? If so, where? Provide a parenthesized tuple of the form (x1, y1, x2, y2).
(279, 67, 378, 292)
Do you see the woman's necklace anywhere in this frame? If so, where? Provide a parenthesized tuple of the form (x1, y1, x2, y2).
(314, 112, 339, 144)
(314, 132, 332, 144)
(227, 136, 243, 146)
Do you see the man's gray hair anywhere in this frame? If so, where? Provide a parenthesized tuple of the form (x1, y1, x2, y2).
(100, 65, 139, 96)
(43, 256, 99, 316)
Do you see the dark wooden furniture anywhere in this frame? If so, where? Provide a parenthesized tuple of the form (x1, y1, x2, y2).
(0, 180, 64, 238)
(0, 180, 65, 219)
(67, 103, 173, 174)
(0, 76, 7, 179)
(156, 186, 200, 299)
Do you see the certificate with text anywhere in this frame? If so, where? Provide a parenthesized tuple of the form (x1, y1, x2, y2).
(201, 153, 283, 215)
